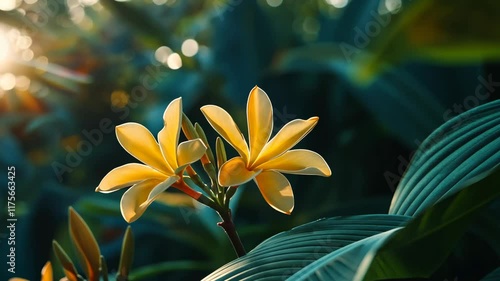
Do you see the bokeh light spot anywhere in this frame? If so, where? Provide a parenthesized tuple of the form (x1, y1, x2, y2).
(0, 0, 21, 11)
(16, 75, 31, 91)
(67, 0, 79, 8)
(266, 0, 282, 8)
(70, 6, 86, 23)
(153, 0, 168, 5)
(155, 46, 172, 63)
(0, 35, 10, 62)
(326, 0, 349, 8)
(21, 49, 34, 61)
(0, 73, 16, 91)
(181, 39, 199, 57)
(302, 17, 320, 35)
(79, 0, 99, 6)
(385, 0, 402, 13)
(38, 56, 48, 63)
(111, 90, 129, 108)
(17, 35, 32, 49)
(167, 53, 182, 70)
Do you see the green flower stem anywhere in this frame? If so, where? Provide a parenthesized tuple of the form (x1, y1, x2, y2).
(195, 182, 245, 257)
(224, 185, 238, 207)
(182, 132, 245, 257)
(216, 208, 246, 257)
(202, 162, 219, 192)
(197, 194, 218, 210)
(185, 166, 215, 197)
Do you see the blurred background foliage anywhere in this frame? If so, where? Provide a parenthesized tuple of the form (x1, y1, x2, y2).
(0, 0, 498, 280)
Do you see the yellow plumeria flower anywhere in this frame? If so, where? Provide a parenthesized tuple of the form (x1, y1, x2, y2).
(96, 98, 207, 222)
(201, 86, 331, 214)
(10, 261, 54, 281)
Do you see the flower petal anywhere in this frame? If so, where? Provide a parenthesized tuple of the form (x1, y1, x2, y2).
(256, 149, 331, 176)
(116, 123, 171, 174)
(254, 171, 294, 214)
(219, 157, 260, 187)
(143, 176, 179, 206)
(158, 98, 182, 170)
(96, 163, 167, 193)
(177, 139, 207, 167)
(252, 117, 318, 168)
(247, 86, 273, 164)
(201, 105, 249, 162)
(120, 179, 162, 223)
(41, 261, 53, 281)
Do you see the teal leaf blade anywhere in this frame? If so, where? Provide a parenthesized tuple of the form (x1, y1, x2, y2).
(390, 100, 500, 216)
(202, 214, 409, 281)
(481, 267, 500, 281)
(287, 167, 500, 281)
(359, 167, 500, 281)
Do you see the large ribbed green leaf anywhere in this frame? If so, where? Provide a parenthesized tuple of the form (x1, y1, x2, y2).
(202, 215, 409, 281)
(287, 228, 398, 281)
(288, 168, 500, 281)
(390, 100, 500, 216)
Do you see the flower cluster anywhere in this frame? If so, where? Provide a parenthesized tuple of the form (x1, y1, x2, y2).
(96, 86, 331, 223)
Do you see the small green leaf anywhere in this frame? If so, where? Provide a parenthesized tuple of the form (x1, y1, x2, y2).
(195, 122, 216, 165)
(118, 226, 135, 280)
(52, 240, 79, 281)
(68, 207, 101, 281)
(215, 137, 227, 170)
(181, 112, 199, 140)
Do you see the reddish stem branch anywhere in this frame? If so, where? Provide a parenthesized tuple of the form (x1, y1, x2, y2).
(217, 209, 246, 257)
